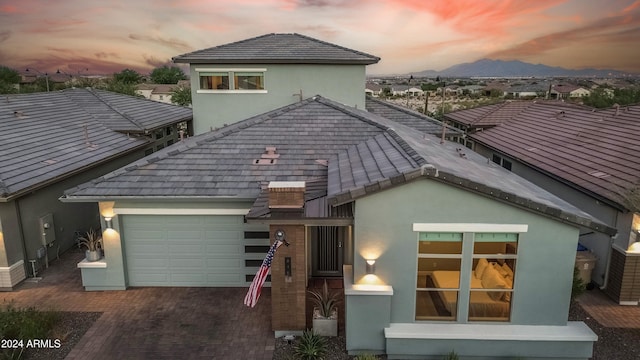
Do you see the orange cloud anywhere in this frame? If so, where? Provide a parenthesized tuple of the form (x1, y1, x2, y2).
(128, 34, 192, 52)
(387, 0, 567, 36)
(624, 0, 640, 12)
(0, 4, 19, 13)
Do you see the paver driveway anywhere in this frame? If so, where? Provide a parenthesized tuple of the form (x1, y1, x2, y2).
(0, 249, 274, 360)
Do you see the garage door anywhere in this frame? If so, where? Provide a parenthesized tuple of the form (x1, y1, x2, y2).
(122, 215, 247, 287)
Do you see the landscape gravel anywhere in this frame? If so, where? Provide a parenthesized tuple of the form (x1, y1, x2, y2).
(274, 301, 638, 360)
(26, 311, 102, 360)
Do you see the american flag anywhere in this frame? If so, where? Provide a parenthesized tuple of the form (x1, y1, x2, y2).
(244, 240, 283, 308)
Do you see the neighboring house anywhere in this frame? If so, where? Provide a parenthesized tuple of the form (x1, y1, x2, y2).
(0, 88, 192, 289)
(365, 96, 462, 140)
(172, 33, 380, 135)
(365, 82, 382, 97)
(449, 101, 640, 305)
(135, 83, 182, 104)
(57, 33, 614, 359)
(504, 82, 550, 98)
(550, 83, 591, 99)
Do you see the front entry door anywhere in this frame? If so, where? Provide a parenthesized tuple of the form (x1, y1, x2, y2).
(311, 226, 343, 277)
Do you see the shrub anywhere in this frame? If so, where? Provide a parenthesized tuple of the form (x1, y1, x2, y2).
(444, 350, 459, 360)
(571, 266, 586, 301)
(294, 329, 326, 360)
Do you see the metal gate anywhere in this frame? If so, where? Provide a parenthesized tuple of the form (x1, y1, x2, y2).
(311, 226, 343, 277)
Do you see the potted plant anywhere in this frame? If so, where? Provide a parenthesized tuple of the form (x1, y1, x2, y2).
(308, 280, 340, 336)
(78, 228, 102, 262)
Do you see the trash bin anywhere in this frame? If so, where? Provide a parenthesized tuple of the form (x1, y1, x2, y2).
(575, 251, 598, 287)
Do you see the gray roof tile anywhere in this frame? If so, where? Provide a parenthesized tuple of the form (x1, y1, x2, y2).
(0, 89, 192, 199)
(64, 95, 616, 235)
(173, 33, 380, 65)
(366, 97, 461, 136)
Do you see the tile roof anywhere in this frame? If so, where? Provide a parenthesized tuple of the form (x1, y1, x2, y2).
(0, 91, 148, 199)
(64, 96, 615, 234)
(365, 97, 461, 136)
(61, 88, 192, 133)
(327, 118, 616, 235)
(468, 102, 640, 210)
(173, 33, 380, 65)
(445, 101, 536, 128)
(64, 96, 389, 199)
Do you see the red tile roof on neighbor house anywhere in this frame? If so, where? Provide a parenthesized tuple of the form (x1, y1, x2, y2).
(468, 102, 640, 210)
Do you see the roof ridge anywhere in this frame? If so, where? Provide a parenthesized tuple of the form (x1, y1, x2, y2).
(173, 33, 275, 61)
(62, 88, 145, 131)
(291, 33, 380, 61)
(383, 130, 429, 167)
(87, 89, 146, 130)
(313, 96, 390, 131)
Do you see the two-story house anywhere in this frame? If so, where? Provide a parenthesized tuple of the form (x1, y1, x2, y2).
(61, 34, 611, 359)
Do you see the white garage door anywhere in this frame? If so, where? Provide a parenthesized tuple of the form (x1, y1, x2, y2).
(122, 215, 247, 287)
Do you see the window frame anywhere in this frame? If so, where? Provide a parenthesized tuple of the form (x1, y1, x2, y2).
(413, 223, 527, 323)
(195, 68, 267, 94)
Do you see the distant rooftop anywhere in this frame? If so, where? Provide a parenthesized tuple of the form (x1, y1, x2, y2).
(173, 33, 380, 65)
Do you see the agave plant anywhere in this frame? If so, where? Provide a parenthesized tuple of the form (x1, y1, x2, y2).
(308, 280, 340, 318)
(294, 329, 326, 360)
(77, 228, 102, 252)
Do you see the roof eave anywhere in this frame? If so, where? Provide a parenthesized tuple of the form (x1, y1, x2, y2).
(327, 169, 618, 236)
(173, 58, 380, 65)
(59, 195, 258, 203)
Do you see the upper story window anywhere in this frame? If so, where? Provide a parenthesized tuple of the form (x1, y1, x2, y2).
(196, 68, 266, 93)
(492, 154, 512, 171)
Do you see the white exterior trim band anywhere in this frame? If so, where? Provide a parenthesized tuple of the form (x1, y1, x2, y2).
(413, 223, 528, 233)
(113, 208, 250, 215)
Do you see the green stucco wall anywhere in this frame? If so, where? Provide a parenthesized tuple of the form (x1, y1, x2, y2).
(352, 179, 580, 326)
(189, 64, 367, 135)
(0, 148, 145, 278)
(474, 143, 619, 286)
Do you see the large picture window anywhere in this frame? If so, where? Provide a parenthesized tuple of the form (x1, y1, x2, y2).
(196, 68, 266, 93)
(414, 225, 522, 323)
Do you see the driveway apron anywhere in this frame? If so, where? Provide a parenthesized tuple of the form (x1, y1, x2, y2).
(0, 249, 274, 360)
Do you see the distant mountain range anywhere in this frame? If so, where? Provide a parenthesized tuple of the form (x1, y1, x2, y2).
(409, 59, 631, 78)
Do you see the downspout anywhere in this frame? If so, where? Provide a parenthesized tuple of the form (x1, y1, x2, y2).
(15, 200, 31, 277)
(600, 209, 619, 290)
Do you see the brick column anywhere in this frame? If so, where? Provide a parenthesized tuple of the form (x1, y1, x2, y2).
(268, 181, 307, 333)
(270, 224, 306, 332)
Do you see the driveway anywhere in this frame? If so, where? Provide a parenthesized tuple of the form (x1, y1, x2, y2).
(0, 249, 274, 360)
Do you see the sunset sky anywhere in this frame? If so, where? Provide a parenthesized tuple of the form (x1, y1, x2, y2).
(1, 0, 639, 76)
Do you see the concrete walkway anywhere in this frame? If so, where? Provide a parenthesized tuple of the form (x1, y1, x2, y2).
(0, 249, 274, 360)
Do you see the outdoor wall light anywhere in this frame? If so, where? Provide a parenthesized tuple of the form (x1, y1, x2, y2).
(104, 217, 113, 229)
(366, 259, 376, 274)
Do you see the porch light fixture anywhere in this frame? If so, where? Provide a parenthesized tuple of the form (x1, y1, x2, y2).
(274, 229, 289, 246)
(104, 217, 113, 229)
(366, 259, 376, 274)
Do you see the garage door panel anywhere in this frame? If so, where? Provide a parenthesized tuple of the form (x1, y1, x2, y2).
(123, 214, 248, 287)
(206, 258, 243, 269)
(204, 244, 242, 255)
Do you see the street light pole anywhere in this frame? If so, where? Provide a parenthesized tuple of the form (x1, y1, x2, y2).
(25, 68, 49, 92)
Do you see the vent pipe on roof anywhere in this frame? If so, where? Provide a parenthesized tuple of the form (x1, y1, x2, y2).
(83, 124, 92, 146)
(614, 103, 620, 116)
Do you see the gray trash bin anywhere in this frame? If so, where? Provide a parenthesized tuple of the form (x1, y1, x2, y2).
(575, 251, 597, 286)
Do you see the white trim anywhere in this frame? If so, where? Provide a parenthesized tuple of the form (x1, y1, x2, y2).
(77, 259, 107, 269)
(113, 208, 250, 215)
(268, 181, 305, 189)
(345, 284, 394, 296)
(196, 89, 268, 94)
(384, 322, 596, 341)
(413, 223, 528, 233)
(195, 68, 267, 72)
(619, 300, 639, 306)
(0, 260, 24, 271)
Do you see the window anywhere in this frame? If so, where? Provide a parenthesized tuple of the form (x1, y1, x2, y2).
(492, 154, 512, 171)
(154, 129, 164, 140)
(414, 225, 522, 323)
(200, 72, 230, 90)
(196, 68, 266, 93)
(234, 72, 264, 90)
